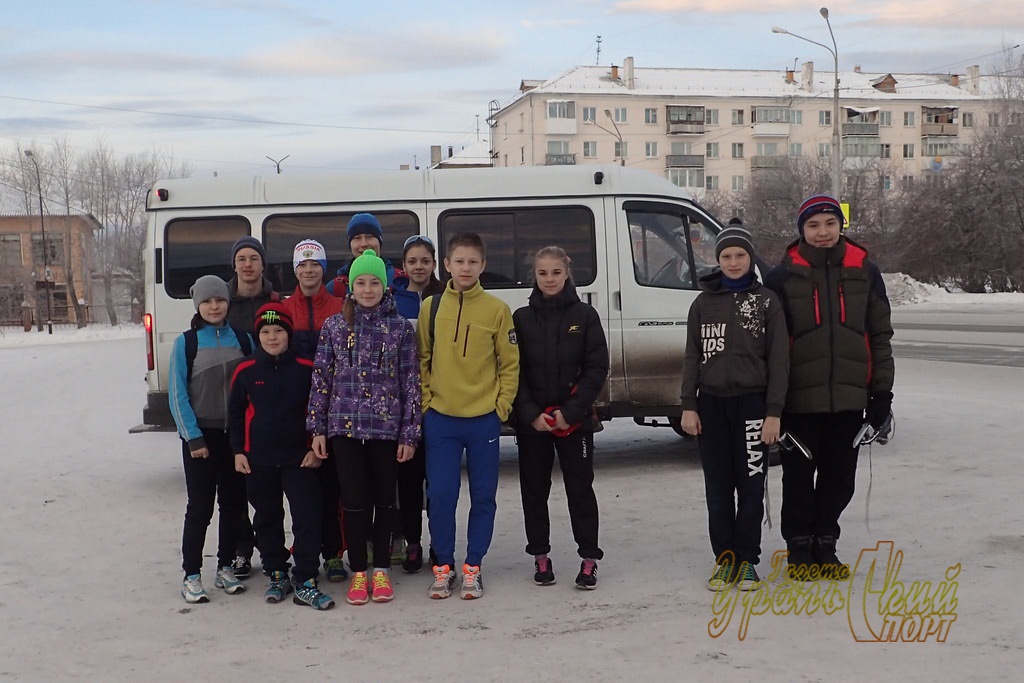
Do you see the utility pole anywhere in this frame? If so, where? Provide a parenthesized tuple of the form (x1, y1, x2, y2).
(596, 35, 602, 66)
(24, 150, 53, 334)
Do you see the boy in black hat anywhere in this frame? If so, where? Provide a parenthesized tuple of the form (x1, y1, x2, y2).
(229, 303, 334, 610)
(680, 225, 789, 592)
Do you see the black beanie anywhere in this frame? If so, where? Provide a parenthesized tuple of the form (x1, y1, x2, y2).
(715, 226, 755, 260)
(231, 236, 266, 264)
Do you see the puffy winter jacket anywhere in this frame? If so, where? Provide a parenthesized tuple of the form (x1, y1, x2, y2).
(511, 282, 609, 432)
(281, 285, 343, 359)
(764, 236, 894, 414)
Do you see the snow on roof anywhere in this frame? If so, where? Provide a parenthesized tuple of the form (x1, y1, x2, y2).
(498, 63, 999, 112)
(0, 183, 96, 220)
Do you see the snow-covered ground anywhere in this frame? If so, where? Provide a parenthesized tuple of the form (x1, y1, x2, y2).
(1, 280, 1022, 682)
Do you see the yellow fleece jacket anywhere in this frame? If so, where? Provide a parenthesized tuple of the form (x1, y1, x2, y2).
(417, 281, 520, 421)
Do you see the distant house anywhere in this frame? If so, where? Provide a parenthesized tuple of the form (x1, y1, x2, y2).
(0, 186, 101, 325)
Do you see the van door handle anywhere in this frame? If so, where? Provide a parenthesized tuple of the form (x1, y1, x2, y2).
(585, 292, 596, 307)
(613, 291, 621, 311)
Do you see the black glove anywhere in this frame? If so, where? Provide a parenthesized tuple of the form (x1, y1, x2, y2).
(866, 391, 893, 430)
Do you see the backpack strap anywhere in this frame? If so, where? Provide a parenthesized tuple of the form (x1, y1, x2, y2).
(232, 327, 253, 356)
(184, 329, 198, 385)
(428, 293, 442, 373)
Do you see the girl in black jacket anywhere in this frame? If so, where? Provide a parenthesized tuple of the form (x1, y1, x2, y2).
(512, 247, 610, 590)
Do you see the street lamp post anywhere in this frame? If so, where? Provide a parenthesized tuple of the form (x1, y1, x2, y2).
(602, 109, 626, 166)
(772, 7, 842, 200)
(23, 150, 53, 335)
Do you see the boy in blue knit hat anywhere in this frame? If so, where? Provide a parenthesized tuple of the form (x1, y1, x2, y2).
(325, 213, 397, 298)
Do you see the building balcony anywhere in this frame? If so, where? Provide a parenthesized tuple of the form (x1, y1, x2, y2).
(665, 154, 704, 168)
(750, 155, 789, 169)
(751, 122, 790, 137)
(921, 122, 959, 136)
(842, 122, 880, 136)
(667, 121, 705, 135)
(545, 153, 576, 166)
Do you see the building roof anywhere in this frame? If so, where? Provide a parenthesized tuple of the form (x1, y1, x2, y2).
(497, 62, 998, 114)
(0, 183, 99, 223)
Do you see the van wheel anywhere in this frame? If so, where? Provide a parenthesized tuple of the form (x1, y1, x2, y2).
(669, 418, 694, 440)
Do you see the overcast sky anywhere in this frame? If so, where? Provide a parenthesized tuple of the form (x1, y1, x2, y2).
(2, 0, 1019, 177)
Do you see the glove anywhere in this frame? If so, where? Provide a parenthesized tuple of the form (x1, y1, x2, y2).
(866, 391, 893, 430)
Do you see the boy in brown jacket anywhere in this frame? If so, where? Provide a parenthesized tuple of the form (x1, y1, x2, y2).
(680, 225, 789, 592)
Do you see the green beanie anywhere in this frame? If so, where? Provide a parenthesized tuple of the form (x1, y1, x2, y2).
(348, 248, 387, 292)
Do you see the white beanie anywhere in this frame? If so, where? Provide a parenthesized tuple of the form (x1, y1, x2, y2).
(293, 239, 328, 274)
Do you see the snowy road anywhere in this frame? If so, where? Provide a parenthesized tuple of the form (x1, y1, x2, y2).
(1, 301, 1022, 682)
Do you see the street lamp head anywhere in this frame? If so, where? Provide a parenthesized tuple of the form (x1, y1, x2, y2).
(23, 150, 34, 158)
(820, 7, 829, 19)
(771, 26, 788, 34)
(603, 109, 613, 118)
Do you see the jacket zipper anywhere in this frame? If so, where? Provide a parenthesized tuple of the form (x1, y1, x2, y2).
(824, 262, 836, 412)
(453, 292, 464, 342)
(838, 282, 847, 323)
(463, 324, 470, 357)
(813, 285, 821, 326)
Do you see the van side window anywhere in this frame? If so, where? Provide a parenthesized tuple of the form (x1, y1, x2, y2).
(164, 217, 250, 298)
(438, 207, 596, 288)
(263, 212, 418, 292)
(625, 205, 718, 290)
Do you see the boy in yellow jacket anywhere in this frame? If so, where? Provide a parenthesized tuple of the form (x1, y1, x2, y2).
(416, 233, 519, 600)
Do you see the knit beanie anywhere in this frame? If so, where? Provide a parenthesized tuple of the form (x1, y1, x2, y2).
(347, 249, 387, 292)
(292, 239, 328, 274)
(254, 302, 293, 339)
(346, 213, 384, 245)
(231, 235, 267, 263)
(796, 195, 845, 234)
(189, 275, 230, 311)
(715, 225, 755, 260)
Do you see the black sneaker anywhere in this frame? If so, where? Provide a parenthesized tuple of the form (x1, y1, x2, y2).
(230, 555, 252, 579)
(403, 542, 424, 574)
(813, 536, 851, 580)
(533, 557, 556, 586)
(574, 559, 598, 590)
(786, 536, 818, 581)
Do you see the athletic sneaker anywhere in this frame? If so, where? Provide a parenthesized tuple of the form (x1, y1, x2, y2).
(230, 555, 251, 579)
(324, 556, 348, 583)
(371, 570, 395, 602)
(707, 561, 735, 591)
(391, 536, 408, 565)
(214, 566, 245, 594)
(737, 563, 761, 591)
(460, 564, 484, 600)
(428, 564, 458, 600)
(575, 559, 598, 590)
(293, 579, 335, 610)
(265, 570, 293, 603)
(786, 536, 818, 581)
(534, 556, 556, 586)
(403, 542, 424, 574)
(813, 536, 851, 580)
(181, 574, 209, 604)
(346, 572, 369, 605)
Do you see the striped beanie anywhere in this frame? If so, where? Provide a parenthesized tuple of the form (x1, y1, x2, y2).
(716, 225, 755, 260)
(797, 194, 845, 234)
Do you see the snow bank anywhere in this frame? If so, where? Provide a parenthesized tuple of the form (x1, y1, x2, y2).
(0, 323, 143, 348)
(883, 272, 1024, 307)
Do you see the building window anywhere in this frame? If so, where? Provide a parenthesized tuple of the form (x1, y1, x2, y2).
(671, 142, 692, 155)
(645, 108, 658, 124)
(752, 107, 794, 123)
(924, 139, 957, 157)
(881, 175, 892, 191)
(615, 141, 628, 160)
(731, 109, 745, 125)
(646, 142, 658, 158)
(705, 175, 719, 191)
(31, 235, 64, 266)
(503, 122, 508, 140)
(583, 141, 597, 158)
(582, 107, 596, 123)
(818, 142, 831, 158)
(667, 168, 704, 188)
(1012, 112, 1024, 125)
(879, 111, 892, 127)
(989, 112, 1000, 127)
(518, 112, 524, 132)
(903, 144, 915, 158)
(0, 234, 21, 266)
(755, 142, 779, 156)
(792, 111, 803, 125)
(547, 141, 569, 155)
(731, 175, 745, 191)
(521, 147, 525, 164)
(789, 142, 803, 157)
(819, 110, 831, 126)
(903, 111, 915, 127)
(880, 143, 891, 159)
(613, 108, 628, 124)
(547, 100, 576, 119)
(901, 175, 914, 190)
(706, 142, 719, 158)
(705, 109, 719, 125)
(731, 143, 744, 158)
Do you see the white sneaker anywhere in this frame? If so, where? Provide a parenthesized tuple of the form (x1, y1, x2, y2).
(428, 565, 458, 599)
(460, 564, 483, 600)
(181, 574, 209, 603)
(214, 566, 246, 594)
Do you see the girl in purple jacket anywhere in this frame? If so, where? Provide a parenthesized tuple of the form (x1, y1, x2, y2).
(307, 249, 421, 606)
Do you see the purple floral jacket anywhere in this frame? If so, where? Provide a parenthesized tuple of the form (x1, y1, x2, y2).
(306, 292, 421, 446)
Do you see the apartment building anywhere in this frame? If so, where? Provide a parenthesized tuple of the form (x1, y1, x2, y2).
(487, 57, 1002, 197)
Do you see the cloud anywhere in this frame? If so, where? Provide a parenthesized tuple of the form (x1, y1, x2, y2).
(610, 0, 808, 13)
(519, 18, 590, 30)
